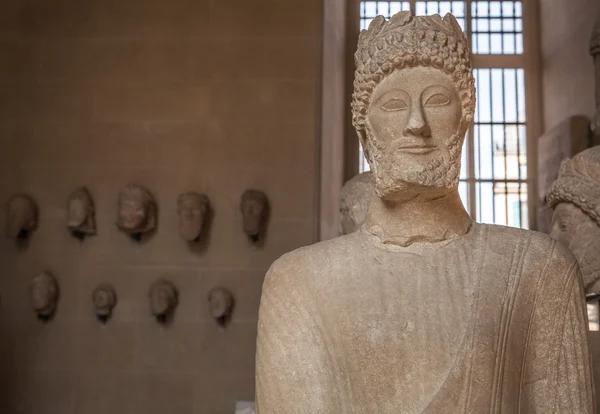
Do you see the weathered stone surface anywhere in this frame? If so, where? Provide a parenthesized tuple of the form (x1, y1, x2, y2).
(537, 116, 590, 234)
(339, 171, 372, 235)
(256, 11, 596, 413)
(548, 145, 600, 294)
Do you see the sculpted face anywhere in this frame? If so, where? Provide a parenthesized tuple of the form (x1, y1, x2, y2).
(366, 66, 463, 199)
(551, 203, 600, 290)
(31, 272, 59, 318)
(67, 188, 95, 236)
(241, 190, 269, 242)
(340, 172, 373, 235)
(93, 285, 117, 320)
(117, 185, 156, 236)
(208, 287, 234, 327)
(149, 280, 178, 320)
(6, 194, 37, 239)
(178, 193, 209, 242)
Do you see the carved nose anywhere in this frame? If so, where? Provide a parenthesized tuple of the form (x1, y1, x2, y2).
(404, 108, 432, 138)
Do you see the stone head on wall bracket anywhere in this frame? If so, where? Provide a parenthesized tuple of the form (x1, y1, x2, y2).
(30, 271, 59, 322)
(6, 194, 38, 241)
(340, 171, 374, 234)
(177, 192, 210, 243)
(92, 284, 117, 323)
(240, 189, 269, 243)
(117, 184, 157, 241)
(67, 187, 96, 240)
(149, 279, 178, 324)
(548, 146, 600, 292)
(208, 287, 235, 328)
(351, 11, 475, 204)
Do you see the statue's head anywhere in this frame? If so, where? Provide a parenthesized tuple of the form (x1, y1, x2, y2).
(67, 187, 96, 238)
(30, 271, 59, 320)
(117, 185, 157, 238)
(351, 11, 475, 201)
(92, 284, 117, 322)
(548, 146, 600, 291)
(149, 279, 178, 323)
(240, 190, 269, 243)
(340, 171, 373, 234)
(6, 194, 37, 239)
(208, 287, 235, 328)
(177, 192, 209, 242)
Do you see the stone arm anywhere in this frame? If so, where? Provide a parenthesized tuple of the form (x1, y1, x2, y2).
(554, 271, 596, 413)
(255, 258, 334, 414)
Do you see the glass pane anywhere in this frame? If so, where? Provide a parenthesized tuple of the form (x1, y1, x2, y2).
(415, 2, 466, 30)
(471, 1, 523, 54)
(459, 181, 470, 214)
(361, 2, 411, 30)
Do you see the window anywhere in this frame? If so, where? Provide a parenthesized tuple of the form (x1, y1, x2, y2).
(358, 1, 535, 229)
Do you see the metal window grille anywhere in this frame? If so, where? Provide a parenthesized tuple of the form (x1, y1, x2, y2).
(358, 0, 530, 229)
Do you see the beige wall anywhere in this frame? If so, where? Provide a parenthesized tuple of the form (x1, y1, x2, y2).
(540, 0, 600, 131)
(0, 1, 322, 413)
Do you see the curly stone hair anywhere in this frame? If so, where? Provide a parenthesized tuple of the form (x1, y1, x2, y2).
(547, 146, 600, 226)
(351, 11, 476, 145)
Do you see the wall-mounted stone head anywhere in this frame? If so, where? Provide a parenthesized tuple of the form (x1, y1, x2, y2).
(30, 271, 59, 321)
(208, 287, 235, 328)
(177, 192, 209, 242)
(351, 12, 475, 202)
(340, 171, 373, 234)
(149, 279, 178, 324)
(240, 189, 269, 243)
(117, 185, 157, 240)
(92, 284, 117, 323)
(67, 187, 96, 240)
(548, 146, 600, 292)
(6, 194, 38, 240)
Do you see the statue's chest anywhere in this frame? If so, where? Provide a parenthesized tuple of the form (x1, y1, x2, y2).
(325, 261, 477, 411)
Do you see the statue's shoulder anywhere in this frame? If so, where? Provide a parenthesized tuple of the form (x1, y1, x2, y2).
(263, 233, 361, 289)
(478, 223, 579, 268)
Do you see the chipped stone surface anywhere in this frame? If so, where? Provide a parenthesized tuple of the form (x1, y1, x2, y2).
(256, 11, 596, 413)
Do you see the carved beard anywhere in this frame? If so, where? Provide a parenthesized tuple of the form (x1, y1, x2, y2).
(363, 123, 463, 200)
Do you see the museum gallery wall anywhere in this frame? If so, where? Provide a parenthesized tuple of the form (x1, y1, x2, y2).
(0, 0, 321, 413)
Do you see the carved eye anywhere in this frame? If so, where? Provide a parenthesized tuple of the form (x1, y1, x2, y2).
(424, 93, 450, 107)
(381, 99, 408, 111)
(559, 220, 570, 232)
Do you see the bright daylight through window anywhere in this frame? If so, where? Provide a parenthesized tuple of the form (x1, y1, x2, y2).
(358, 1, 529, 228)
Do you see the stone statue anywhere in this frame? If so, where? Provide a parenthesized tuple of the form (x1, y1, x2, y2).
(547, 146, 600, 293)
(149, 279, 178, 324)
(30, 271, 59, 321)
(6, 194, 37, 240)
(117, 184, 157, 241)
(92, 284, 117, 323)
(240, 190, 269, 243)
(208, 287, 235, 328)
(591, 17, 600, 138)
(67, 187, 96, 240)
(177, 192, 209, 242)
(339, 171, 373, 234)
(256, 12, 596, 413)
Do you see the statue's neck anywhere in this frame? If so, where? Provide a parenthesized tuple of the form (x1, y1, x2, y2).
(363, 189, 473, 247)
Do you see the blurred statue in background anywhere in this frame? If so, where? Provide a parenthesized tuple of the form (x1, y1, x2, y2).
(149, 279, 178, 324)
(117, 184, 157, 241)
(67, 187, 96, 240)
(339, 171, 373, 234)
(6, 194, 37, 240)
(31, 271, 59, 322)
(548, 146, 600, 293)
(240, 190, 269, 243)
(208, 287, 235, 328)
(93, 284, 117, 323)
(177, 192, 209, 243)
